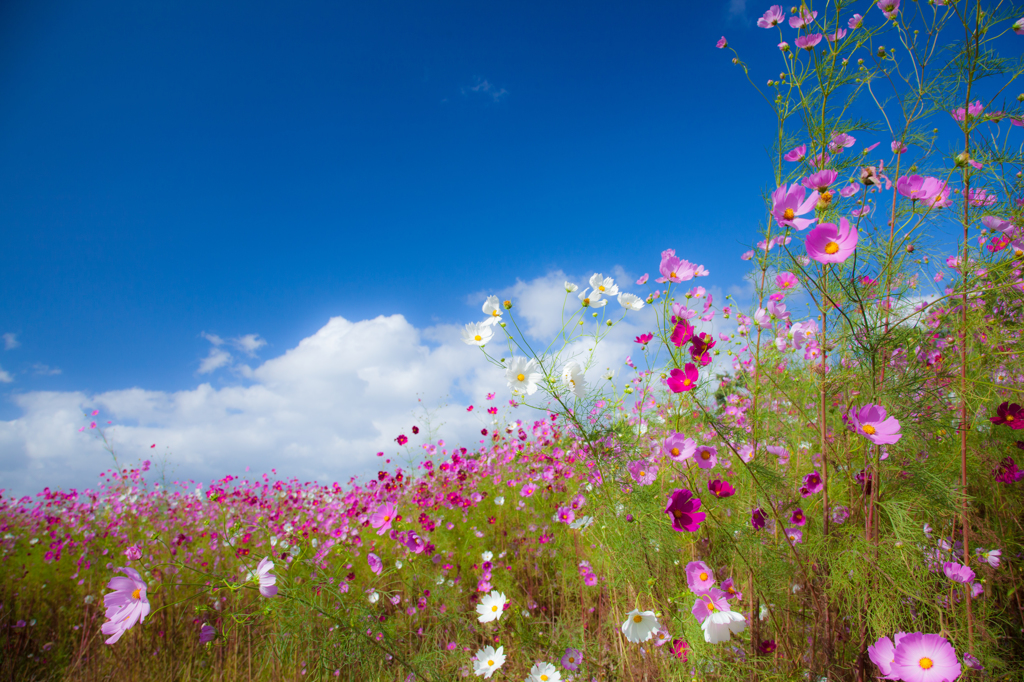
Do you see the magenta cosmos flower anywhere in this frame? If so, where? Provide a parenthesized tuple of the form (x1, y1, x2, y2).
(691, 589, 730, 623)
(751, 507, 767, 530)
(695, 445, 718, 469)
(847, 404, 903, 445)
(665, 489, 705, 532)
(664, 432, 696, 461)
(942, 561, 975, 584)
(775, 272, 798, 291)
(689, 333, 715, 366)
(990, 401, 1024, 429)
(806, 218, 858, 264)
(370, 502, 396, 535)
(708, 479, 736, 498)
(896, 175, 945, 202)
(800, 470, 823, 496)
(666, 363, 698, 393)
(101, 567, 150, 645)
(671, 319, 694, 347)
(892, 632, 962, 682)
(771, 183, 819, 231)
(868, 634, 902, 677)
(789, 508, 807, 526)
(686, 560, 716, 594)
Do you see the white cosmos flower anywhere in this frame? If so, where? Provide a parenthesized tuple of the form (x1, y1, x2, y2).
(617, 292, 644, 311)
(493, 495, 505, 506)
(701, 609, 746, 643)
(569, 515, 594, 530)
(578, 288, 607, 308)
(481, 551, 493, 562)
(565, 281, 579, 293)
(367, 590, 380, 604)
(528, 662, 561, 682)
(482, 295, 503, 325)
(589, 273, 619, 297)
(476, 590, 507, 623)
(621, 609, 660, 643)
(472, 645, 506, 679)
(561, 361, 587, 399)
(506, 357, 543, 395)
(461, 321, 494, 346)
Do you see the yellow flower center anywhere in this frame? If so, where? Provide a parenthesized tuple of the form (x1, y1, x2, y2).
(671, 447, 680, 457)
(701, 451, 711, 460)
(383, 515, 391, 522)
(132, 588, 141, 600)
(582, 298, 590, 306)
(639, 471, 646, 477)
(491, 605, 498, 612)
(540, 676, 549, 681)
(683, 379, 691, 386)
(862, 424, 876, 435)
(598, 285, 606, 292)
(517, 374, 525, 382)
(789, 534, 797, 540)
(568, 657, 575, 663)
(707, 602, 716, 611)
(491, 310, 499, 317)
(474, 335, 482, 341)
(783, 208, 795, 220)
(699, 572, 708, 581)
(824, 241, 840, 255)
(919, 657, 933, 670)
(633, 615, 643, 623)
(487, 660, 494, 666)
(1007, 415, 1015, 422)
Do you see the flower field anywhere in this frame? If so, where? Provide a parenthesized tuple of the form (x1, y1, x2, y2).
(4, 1, 1024, 680)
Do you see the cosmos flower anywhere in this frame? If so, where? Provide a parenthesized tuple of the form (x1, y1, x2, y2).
(806, 218, 859, 264)
(686, 561, 716, 594)
(757, 5, 785, 28)
(657, 248, 697, 283)
(1014, 17, 1024, 35)
(476, 590, 507, 623)
(716, 36, 728, 48)
(664, 432, 697, 462)
(689, 333, 716, 366)
(564, 281, 578, 293)
(708, 479, 736, 498)
(789, 508, 807, 527)
(976, 548, 1001, 568)
(621, 609, 661, 643)
(952, 100, 984, 122)
(561, 647, 583, 671)
(751, 508, 767, 530)
(569, 515, 594, 530)
(847, 404, 903, 444)
(868, 635, 901, 677)
(670, 639, 689, 660)
(506, 357, 543, 395)
(254, 557, 278, 598)
(771, 184, 819, 231)
(367, 553, 383, 575)
(800, 471, 823, 496)
(990, 402, 1024, 429)
(720, 578, 742, 601)
(482, 295, 503, 324)
(671, 319, 694, 347)
(561, 361, 587, 399)
(589, 273, 619, 297)
(100, 567, 151, 644)
(462, 321, 494, 347)
(665, 489, 706, 532)
(666, 364, 699, 393)
(695, 445, 718, 470)
(891, 632, 962, 682)
(635, 332, 654, 346)
(784, 528, 804, 545)
(878, 0, 900, 19)
(795, 33, 822, 50)
(199, 624, 215, 644)
(896, 175, 945, 203)
(942, 562, 975, 584)
(370, 503, 396, 535)
(701, 610, 746, 644)
(627, 460, 658, 486)
(472, 645, 506, 678)
(577, 288, 608, 308)
(788, 7, 817, 28)
(776, 272, 798, 290)
(784, 145, 806, 162)
(618, 292, 645, 311)
(691, 589, 730, 624)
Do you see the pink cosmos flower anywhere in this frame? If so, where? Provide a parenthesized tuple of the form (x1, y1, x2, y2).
(789, 508, 807, 526)
(670, 319, 694, 346)
(628, 459, 658, 486)
(942, 561, 975, 584)
(691, 589, 730, 623)
(716, 36, 728, 49)
(892, 140, 907, 154)
(803, 169, 838, 192)
(757, 5, 785, 28)
(708, 479, 736, 498)
(829, 133, 855, 152)
(255, 557, 278, 597)
(666, 364, 699, 393)
(776, 272, 798, 290)
(636, 273, 649, 285)
(695, 445, 718, 469)
(767, 445, 789, 466)
(778, 41, 790, 52)
(952, 100, 984, 121)
(784, 145, 806, 162)
(849, 13, 863, 29)
(826, 28, 847, 42)
(520, 482, 536, 497)
(806, 218, 858, 264)
(784, 528, 803, 544)
(868, 634, 902, 677)
(657, 248, 696, 283)
(635, 332, 654, 346)
(368, 553, 383, 575)
(1014, 17, 1024, 35)
(966, 188, 997, 207)
(370, 503, 396, 535)
(795, 33, 822, 50)
(771, 183, 819, 230)
(199, 624, 216, 644)
(664, 432, 697, 461)
(689, 333, 715, 366)
(101, 567, 150, 644)
(878, 0, 900, 19)
(665, 489, 705, 532)
(124, 545, 143, 561)
(561, 647, 583, 671)
(685, 561, 716, 594)
(751, 507, 767, 530)
(800, 471, 823, 496)
(846, 404, 903, 444)
(721, 578, 742, 601)
(891, 632, 961, 682)
(896, 175, 944, 202)
(788, 8, 817, 28)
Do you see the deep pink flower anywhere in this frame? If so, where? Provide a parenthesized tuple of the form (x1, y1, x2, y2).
(771, 184, 819, 230)
(670, 639, 689, 660)
(784, 145, 806, 162)
(789, 508, 807, 526)
(370, 503, 396, 535)
(689, 333, 716, 366)
(101, 567, 150, 645)
(670, 319, 694, 347)
(806, 218, 858, 264)
(994, 456, 1024, 483)
(124, 545, 143, 561)
(695, 445, 718, 470)
(395, 434, 408, 446)
(691, 589, 730, 623)
(795, 33, 822, 50)
(846, 403, 903, 444)
(990, 401, 1024, 429)
(685, 561, 716, 594)
(952, 100, 984, 122)
(751, 507, 767, 530)
(657, 248, 695, 283)
(665, 489, 706, 532)
(721, 577, 743, 601)
(759, 639, 777, 654)
(776, 272, 798, 290)
(800, 471, 823, 496)
(802, 169, 838, 192)
(757, 5, 785, 28)
(708, 479, 736, 498)
(635, 332, 654, 346)
(942, 561, 975, 584)
(891, 632, 961, 682)
(664, 432, 696, 461)
(666, 364, 699, 393)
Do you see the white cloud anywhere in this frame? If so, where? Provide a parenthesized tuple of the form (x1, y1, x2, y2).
(32, 363, 61, 376)
(463, 79, 508, 102)
(197, 348, 232, 374)
(3, 333, 19, 350)
(0, 366, 12, 383)
(728, 0, 747, 18)
(231, 334, 266, 356)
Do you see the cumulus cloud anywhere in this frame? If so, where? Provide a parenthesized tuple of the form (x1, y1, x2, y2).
(32, 363, 62, 376)
(0, 366, 12, 383)
(3, 333, 19, 350)
(0, 270, 737, 498)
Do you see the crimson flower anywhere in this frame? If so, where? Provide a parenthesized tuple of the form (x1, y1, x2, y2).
(708, 479, 736, 498)
(670, 320, 694, 347)
(990, 402, 1024, 429)
(666, 364, 698, 393)
(635, 333, 654, 346)
(689, 333, 716, 366)
(665, 489, 705, 532)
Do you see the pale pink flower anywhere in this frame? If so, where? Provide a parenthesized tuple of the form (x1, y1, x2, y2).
(826, 29, 847, 42)
(952, 100, 984, 121)
(101, 567, 150, 644)
(788, 8, 817, 28)
(255, 557, 278, 597)
(828, 133, 855, 152)
(784, 144, 806, 162)
(795, 33, 822, 50)
(757, 5, 785, 28)
(849, 14, 863, 29)
(878, 0, 900, 19)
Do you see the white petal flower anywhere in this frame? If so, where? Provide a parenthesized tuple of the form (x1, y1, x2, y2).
(367, 590, 380, 604)
(569, 515, 594, 530)
(701, 609, 746, 643)
(461, 321, 494, 346)
(472, 645, 506, 679)
(564, 281, 578, 293)
(528, 662, 561, 682)
(506, 358, 543, 395)
(617, 292, 644, 311)
(621, 609, 660, 643)
(481, 551, 493, 562)
(589, 273, 620, 297)
(482, 295, 503, 324)
(475, 590, 507, 623)
(561, 361, 587, 399)
(578, 288, 607, 308)
(493, 495, 505, 506)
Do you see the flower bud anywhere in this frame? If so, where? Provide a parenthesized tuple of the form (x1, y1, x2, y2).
(877, 46, 886, 58)
(732, 57, 740, 65)
(502, 300, 512, 310)
(906, 244, 915, 253)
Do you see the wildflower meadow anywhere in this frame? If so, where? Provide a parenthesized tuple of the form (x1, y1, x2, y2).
(4, 1, 1024, 680)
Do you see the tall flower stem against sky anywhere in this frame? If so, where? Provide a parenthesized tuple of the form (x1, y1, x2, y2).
(817, 262, 832, 668)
